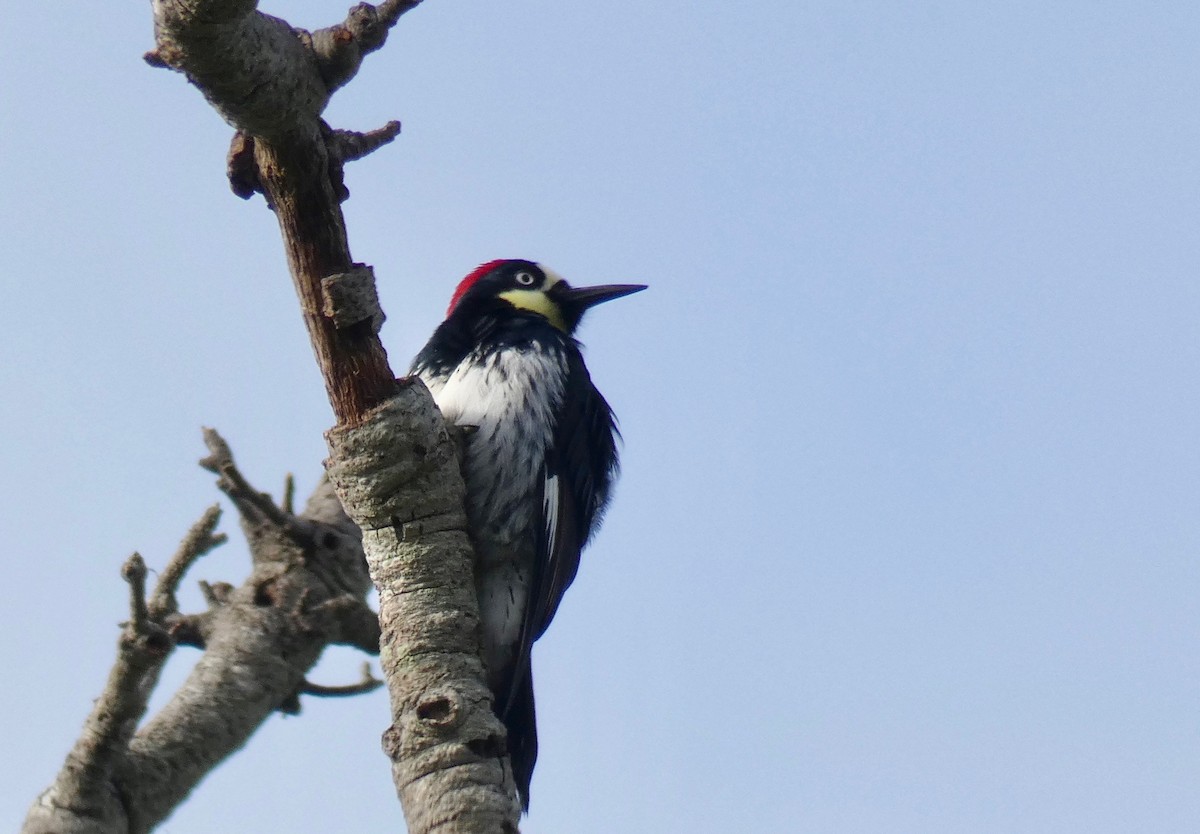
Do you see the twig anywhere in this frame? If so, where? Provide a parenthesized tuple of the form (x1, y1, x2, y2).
(300, 662, 383, 697)
(162, 611, 213, 648)
(328, 121, 402, 163)
(199, 579, 235, 608)
(122, 554, 152, 635)
(148, 504, 226, 620)
(49, 555, 174, 815)
(325, 121, 403, 200)
(308, 593, 382, 653)
(311, 1, 425, 91)
(200, 427, 313, 547)
(282, 473, 296, 514)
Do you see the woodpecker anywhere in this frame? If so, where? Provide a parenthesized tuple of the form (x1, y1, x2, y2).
(410, 259, 645, 809)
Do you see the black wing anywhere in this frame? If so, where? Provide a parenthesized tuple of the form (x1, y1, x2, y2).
(532, 346, 620, 642)
(497, 340, 621, 808)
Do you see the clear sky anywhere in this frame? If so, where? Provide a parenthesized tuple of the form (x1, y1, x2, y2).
(3, 2, 1199, 831)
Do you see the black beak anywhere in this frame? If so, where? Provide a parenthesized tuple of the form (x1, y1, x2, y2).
(552, 282, 648, 310)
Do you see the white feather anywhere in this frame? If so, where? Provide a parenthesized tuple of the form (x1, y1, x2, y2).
(429, 347, 565, 480)
(542, 473, 560, 564)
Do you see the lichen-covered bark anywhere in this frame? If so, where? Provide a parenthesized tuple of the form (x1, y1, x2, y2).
(23, 440, 376, 834)
(328, 388, 522, 832)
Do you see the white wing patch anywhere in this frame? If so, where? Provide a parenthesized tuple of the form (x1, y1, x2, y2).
(542, 473, 560, 563)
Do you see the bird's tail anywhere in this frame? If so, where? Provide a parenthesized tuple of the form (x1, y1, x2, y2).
(501, 659, 538, 811)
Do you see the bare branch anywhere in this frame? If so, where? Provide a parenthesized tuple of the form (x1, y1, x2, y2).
(308, 592, 382, 653)
(311, 1, 425, 91)
(282, 473, 296, 514)
(148, 504, 225, 620)
(325, 122, 402, 201)
(328, 120, 402, 163)
(152, 6, 330, 140)
(151, 0, 402, 424)
(27, 555, 175, 834)
(200, 427, 313, 548)
(111, 436, 376, 832)
(199, 580, 235, 608)
(250, 129, 399, 422)
(24, 435, 381, 834)
(301, 662, 383, 697)
(162, 611, 213, 649)
(128, 0, 520, 828)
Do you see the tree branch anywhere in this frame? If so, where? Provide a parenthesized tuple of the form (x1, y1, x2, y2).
(327, 388, 522, 831)
(148, 504, 226, 620)
(23, 436, 379, 834)
(310, 1, 424, 92)
(24, 0, 525, 829)
(301, 661, 384, 697)
(151, 0, 405, 425)
(35, 554, 174, 834)
(137, 0, 521, 829)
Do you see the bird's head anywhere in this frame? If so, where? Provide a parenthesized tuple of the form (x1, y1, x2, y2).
(446, 259, 646, 334)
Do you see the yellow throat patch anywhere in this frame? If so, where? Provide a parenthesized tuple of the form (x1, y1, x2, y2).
(497, 289, 567, 331)
(498, 265, 568, 331)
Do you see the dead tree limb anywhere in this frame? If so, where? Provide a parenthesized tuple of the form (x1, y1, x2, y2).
(23, 434, 376, 834)
(120, 0, 521, 830)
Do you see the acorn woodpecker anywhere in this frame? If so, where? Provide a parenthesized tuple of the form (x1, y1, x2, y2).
(410, 259, 645, 809)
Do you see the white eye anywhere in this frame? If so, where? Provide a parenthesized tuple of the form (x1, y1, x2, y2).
(514, 271, 537, 286)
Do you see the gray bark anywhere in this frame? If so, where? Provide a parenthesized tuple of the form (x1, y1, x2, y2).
(25, 0, 521, 830)
(328, 391, 522, 832)
(24, 436, 377, 834)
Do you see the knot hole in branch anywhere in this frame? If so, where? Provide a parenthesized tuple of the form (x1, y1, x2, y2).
(415, 687, 465, 732)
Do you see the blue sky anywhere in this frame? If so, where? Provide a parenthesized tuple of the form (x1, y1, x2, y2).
(3, 2, 1199, 831)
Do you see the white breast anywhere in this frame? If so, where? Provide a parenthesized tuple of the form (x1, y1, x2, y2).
(420, 343, 566, 547)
